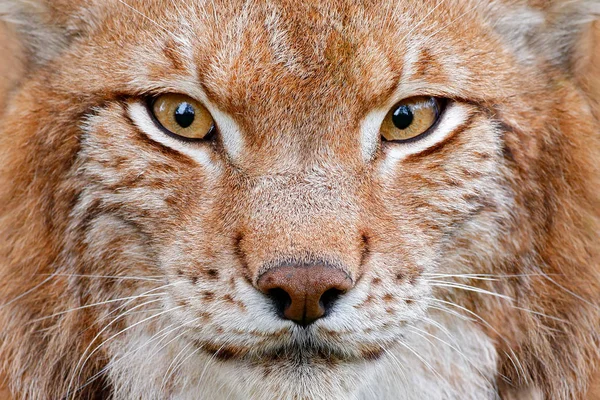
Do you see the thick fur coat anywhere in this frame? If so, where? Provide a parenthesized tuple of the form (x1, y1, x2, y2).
(0, 1, 599, 399)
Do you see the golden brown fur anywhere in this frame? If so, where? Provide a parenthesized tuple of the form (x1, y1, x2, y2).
(0, 1, 599, 399)
(0, 21, 22, 115)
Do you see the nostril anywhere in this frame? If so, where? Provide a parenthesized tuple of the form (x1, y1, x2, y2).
(256, 264, 354, 325)
(267, 288, 292, 318)
(319, 288, 344, 316)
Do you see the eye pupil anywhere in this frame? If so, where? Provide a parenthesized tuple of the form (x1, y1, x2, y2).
(392, 105, 414, 130)
(174, 102, 196, 128)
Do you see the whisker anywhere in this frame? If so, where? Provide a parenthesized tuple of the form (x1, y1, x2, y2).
(400, 0, 447, 43)
(223, 379, 240, 400)
(144, 320, 203, 363)
(116, 0, 178, 38)
(30, 293, 166, 324)
(71, 304, 186, 398)
(380, 345, 410, 399)
(423, 273, 499, 281)
(38, 273, 164, 282)
(0, 274, 55, 309)
(425, 280, 513, 301)
(81, 321, 184, 392)
(424, 277, 571, 324)
(420, 315, 458, 341)
(423, 296, 530, 385)
(128, 323, 181, 358)
(164, 342, 206, 394)
(160, 339, 196, 392)
(66, 281, 184, 398)
(510, 305, 571, 325)
(423, 3, 479, 41)
(409, 325, 460, 357)
(543, 274, 599, 310)
(420, 301, 475, 322)
(195, 340, 230, 391)
(423, 272, 562, 280)
(408, 325, 495, 389)
(423, 315, 513, 383)
(66, 297, 165, 399)
(396, 339, 451, 387)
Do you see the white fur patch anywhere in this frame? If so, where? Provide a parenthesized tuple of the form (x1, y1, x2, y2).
(379, 103, 470, 175)
(209, 106, 246, 161)
(358, 313, 498, 400)
(128, 93, 245, 164)
(105, 307, 497, 399)
(360, 109, 387, 161)
(128, 101, 227, 173)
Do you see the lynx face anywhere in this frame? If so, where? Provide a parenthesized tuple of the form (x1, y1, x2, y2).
(0, 0, 599, 399)
(73, 0, 512, 389)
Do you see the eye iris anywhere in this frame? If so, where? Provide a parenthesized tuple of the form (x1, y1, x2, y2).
(392, 105, 414, 130)
(174, 102, 195, 128)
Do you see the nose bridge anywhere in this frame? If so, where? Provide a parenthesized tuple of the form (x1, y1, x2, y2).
(237, 171, 366, 280)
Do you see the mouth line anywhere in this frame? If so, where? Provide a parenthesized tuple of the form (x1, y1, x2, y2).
(194, 338, 387, 363)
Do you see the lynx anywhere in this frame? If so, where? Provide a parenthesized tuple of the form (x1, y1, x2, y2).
(0, 0, 599, 399)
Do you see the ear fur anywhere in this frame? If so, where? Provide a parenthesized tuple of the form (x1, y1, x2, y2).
(0, 0, 95, 65)
(485, 0, 600, 69)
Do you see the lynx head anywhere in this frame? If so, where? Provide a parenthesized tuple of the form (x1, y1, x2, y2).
(0, 0, 598, 399)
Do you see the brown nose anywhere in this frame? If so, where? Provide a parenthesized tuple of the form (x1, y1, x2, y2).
(257, 264, 353, 326)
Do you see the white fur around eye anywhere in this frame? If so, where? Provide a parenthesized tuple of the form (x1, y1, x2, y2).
(379, 103, 470, 173)
(128, 101, 219, 170)
(360, 108, 389, 161)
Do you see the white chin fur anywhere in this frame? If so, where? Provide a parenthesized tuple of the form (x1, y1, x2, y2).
(106, 310, 497, 400)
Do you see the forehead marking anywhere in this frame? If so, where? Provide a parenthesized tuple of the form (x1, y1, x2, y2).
(400, 40, 422, 84)
(264, 8, 308, 77)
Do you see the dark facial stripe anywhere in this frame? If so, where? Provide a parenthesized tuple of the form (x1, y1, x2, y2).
(403, 113, 477, 162)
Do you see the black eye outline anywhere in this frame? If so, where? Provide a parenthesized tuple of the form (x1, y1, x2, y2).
(381, 97, 448, 144)
(146, 96, 217, 143)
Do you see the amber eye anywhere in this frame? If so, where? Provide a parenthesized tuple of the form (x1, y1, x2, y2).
(381, 96, 442, 142)
(151, 94, 215, 140)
